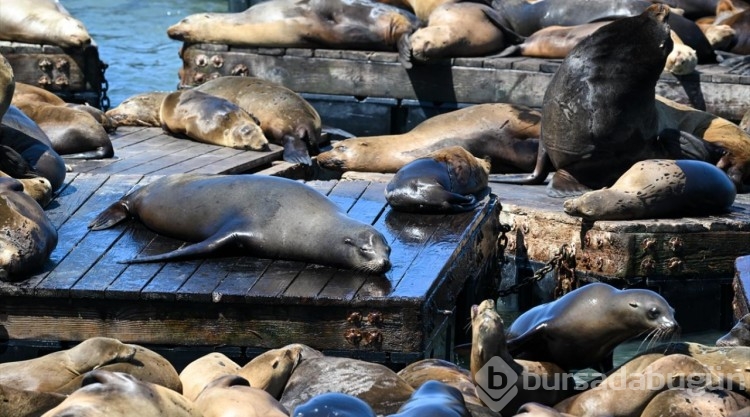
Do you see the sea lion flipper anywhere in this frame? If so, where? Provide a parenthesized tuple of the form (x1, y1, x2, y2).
(124, 228, 250, 263)
(0, 145, 36, 179)
(489, 145, 551, 185)
(88, 201, 132, 230)
(60, 147, 115, 160)
(281, 135, 313, 165)
(481, 7, 525, 45)
(397, 32, 414, 69)
(506, 324, 545, 356)
(547, 170, 592, 198)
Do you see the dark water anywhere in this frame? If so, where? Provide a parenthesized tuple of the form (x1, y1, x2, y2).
(63, 0, 226, 107)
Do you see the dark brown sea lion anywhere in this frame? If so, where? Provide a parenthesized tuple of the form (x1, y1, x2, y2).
(717, 314, 750, 346)
(0, 177, 57, 282)
(507, 282, 678, 372)
(39, 370, 202, 417)
(192, 375, 289, 417)
(195, 76, 323, 165)
(179, 352, 242, 401)
(713, 7, 750, 53)
(279, 356, 415, 415)
(105, 91, 169, 127)
(88, 174, 392, 272)
(563, 159, 736, 221)
(0, 337, 137, 392)
(397, 3, 521, 68)
(292, 392, 377, 417)
(159, 89, 269, 151)
(2, 105, 67, 190)
(385, 146, 490, 213)
(317, 103, 541, 174)
(0, 0, 91, 48)
(166, 0, 419, 51)
(388, 380, 470, 417)
(640, 387, 750, 417)
(12, 100, 114, 159)
(0, 384, 65, 417)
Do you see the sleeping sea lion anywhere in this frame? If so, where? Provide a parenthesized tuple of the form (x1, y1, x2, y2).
(192, 375, 288, 417)
(0, 0, 91, 48)
(105, 91, 169, 127)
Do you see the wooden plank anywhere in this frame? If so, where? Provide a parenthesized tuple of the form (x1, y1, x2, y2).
(174, 259, 233, 303)
(188, 145, 284, 174)
(86, 138, 190, 175)
(34, 175, 145, 298)
(44, 173, 108, 229)
(212, 258, 271, 303)
(141, 258, 204, 301)
(247, 260, 306, 300)
(115, 140, 208, 175)
(150, 147, 244, 176)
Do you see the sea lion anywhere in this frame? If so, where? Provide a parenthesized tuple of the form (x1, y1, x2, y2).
(105, 91, 169, 127)
(562, 159, 736, 221)
(13, 83, 115, 132)
(159, 89, 269, 151)
(388, 380, 470, 417)
(516, 403, 575, 417)
(397, 358, 483, 407)
(292, 392, 377, 417)
(385, 146, 491, 213)
(0, 177, 57, 282)
(0, 54, 13, 119)
(711, 7, 750, 53)
(0, 170, 53, 207)
(11, 99, 114, 159)
(317, 103, 541, 174)
(554, 354, 722, 416)
(88, 174, 392, 272)
(40, 370, 202, 417)
(192, 375, 289, 417)
(237, 343, 319, 399)
(507, 282, 678, 372)
(397, 3, 521, 68)
(167, 0, 419, 51)
(640, 387, 750, 417)
(0, 0, 91, 48)
(2, 105, 67, 190)
(0, 337, 137, 393)
(195, 76, 323, 165)
(279, 355, 415, 415)
(717, 314, 750, 346)
(0, 384, 66, 417)
(179, 352, 242, 401)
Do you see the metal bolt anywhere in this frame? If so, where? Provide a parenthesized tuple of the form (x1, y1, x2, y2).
(362, 330, 383, 346)
(38, 58, 52, 71)
(667, 257, 683, 272)
(668, 237, 683, 253)
(210, 55, 224, 68)
(194, 54, 209, 67)
(580, 254, 590, 269)
(595, 257, 604, 271)
(193, 72, 205, 83)
(231, 64, 249, 76)
(347, 312, 362, 326)
(521, 222, 530, 234)
(366, 311, 383, 326)
(641, 257, 655, 274)
(37, 75, 52, 86)
(54, 75, 69, 86)
(344, 328, 361, 345)
(642, 238, 656, 252)
(54, 58, 69, 70)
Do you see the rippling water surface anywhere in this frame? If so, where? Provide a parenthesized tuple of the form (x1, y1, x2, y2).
(63, 0, 226, 107)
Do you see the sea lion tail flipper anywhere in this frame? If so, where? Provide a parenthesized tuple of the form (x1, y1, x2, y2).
(281, 135, 313, 166)
(494, 44, 522, 58)
(489, 145, 551, 185)
(481, 7, 526, 46)
(60, 146, 115, 160)
(123, 228, 246, 263)
(547, 170, 592, 198)
(88, 201, 132, 230)
(0, 145, 37, 179)
(321, 125, 355, 142)
(397, 32, 415, 69)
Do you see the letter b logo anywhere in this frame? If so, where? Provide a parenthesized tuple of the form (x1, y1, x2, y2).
(475, 356, 519, 412)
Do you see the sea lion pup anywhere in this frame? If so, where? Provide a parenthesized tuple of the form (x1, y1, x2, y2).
(88, 174, 392, 272)
(385, 146, 491, 213)
(397, 3, 523, 68)
(717, 314, 750, 346)
(0, 0, 91, 48)
(0, 177, 57, 282)
(563, 159, 737, 221)
(554, 354, 724, 416)
(0, 337, 137, 393)
(192, 375, 288, 417)
(159, 89, 269, 151)
(640, 387, 750, 417)
(12, 100, 114, 159)
(195, 76, 323, 165)
(237, 343, 320, 399)
(166, 0, 419, 51)
(179, 352, 241, 401)
(317, 103, 541, 174)
(292, 392, 377, 417)
(2, 105, 67, 191)
(0, 384, 66, 417)
(105, 91, 169, 127)
(40, 370, 202, 417)
(507, 282, 678, 372)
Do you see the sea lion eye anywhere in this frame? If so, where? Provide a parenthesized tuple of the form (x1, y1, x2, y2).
(648, 307, 661, 320)
(629, 302, 638, 308)
(344, 238, 354, 245)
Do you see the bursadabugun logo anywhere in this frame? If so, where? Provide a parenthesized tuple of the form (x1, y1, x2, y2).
(474, 356, 519, 412)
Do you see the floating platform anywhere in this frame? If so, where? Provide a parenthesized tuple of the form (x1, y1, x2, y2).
(177, 45, 750, 137)
(0, 127, 502, 366)
(1, 40, 108, 109)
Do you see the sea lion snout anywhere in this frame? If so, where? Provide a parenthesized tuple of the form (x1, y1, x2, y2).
(646, 3, 671, 22)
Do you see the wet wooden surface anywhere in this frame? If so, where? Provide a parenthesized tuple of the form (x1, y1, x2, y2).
(66, 126, 285, 175)
(0, 174, 500, 363)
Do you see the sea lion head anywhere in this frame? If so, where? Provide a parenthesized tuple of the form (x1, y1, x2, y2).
(339, 227, 392, 274)
(53, 15, 92, 48)
(223, 114, 269, 151)
(470, 299, 506, 377)
(616, 288, 678, 343)
(317, 139, 371, 171)
(716, 314, 750, 346)
(562, 190, 624, 220)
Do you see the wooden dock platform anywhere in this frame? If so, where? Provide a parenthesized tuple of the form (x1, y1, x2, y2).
(0, 166, 501, 366)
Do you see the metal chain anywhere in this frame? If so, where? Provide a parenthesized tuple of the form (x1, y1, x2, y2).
(497, 243, 574, 298)
(99, 60, 110, 111)
(554, 244, 578, 298)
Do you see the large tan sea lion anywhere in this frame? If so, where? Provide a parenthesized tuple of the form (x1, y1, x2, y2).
(0, 384, 66, 417)
(237, 343, 317, 399)
(105, 91, 170, 127)
(317, 103, 541, 174)
(40, 370, 202, 417)
(88, 174, 392, 273)
(159, 89, 269, 151)
(0, 177, 57, 282)
(167, 0, 419, 51)
(193, 375, 289, 417)
(179, 352, 241, 401)
(0, 0, 91, 48)
(195, 76, 323, 165)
